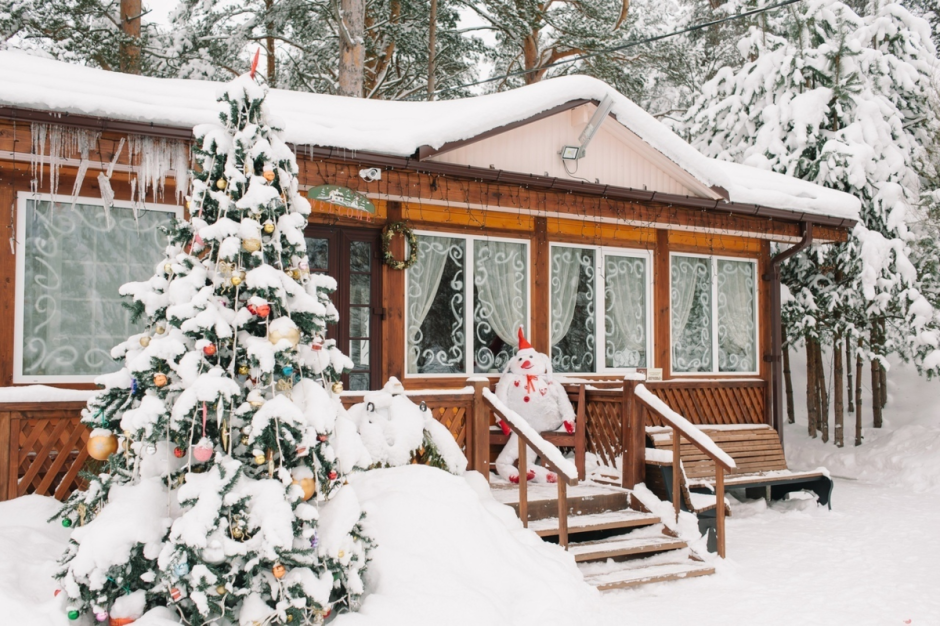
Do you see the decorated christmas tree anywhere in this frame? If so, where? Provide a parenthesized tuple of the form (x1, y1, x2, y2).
(50, 59, 372, 625)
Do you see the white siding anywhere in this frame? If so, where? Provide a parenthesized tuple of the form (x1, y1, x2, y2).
(427, 104, 718, 199)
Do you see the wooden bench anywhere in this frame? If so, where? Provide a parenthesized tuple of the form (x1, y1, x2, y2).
(489, 384, 587, 481)
(647, 424, 833, 508)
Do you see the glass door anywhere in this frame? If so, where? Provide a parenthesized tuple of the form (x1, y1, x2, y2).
(305, 227, 382, 391)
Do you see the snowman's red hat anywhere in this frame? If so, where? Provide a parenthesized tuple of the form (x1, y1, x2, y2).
(517, 327, 532, 351)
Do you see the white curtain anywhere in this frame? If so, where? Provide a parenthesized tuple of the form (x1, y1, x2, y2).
(474, 240, 527, 360)
(604, 255, 647, 368)
(671, 256, 712, 372)
(717, 259, 756, 372)
(406, 235, 458, 373)
(550, 247, 587, 346)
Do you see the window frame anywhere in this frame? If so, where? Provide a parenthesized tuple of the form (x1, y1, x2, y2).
(14, 193, 183, 384)
(548, 242, 654, 375)
(404, 230, 532, 378)
(668, 251, 760, 377)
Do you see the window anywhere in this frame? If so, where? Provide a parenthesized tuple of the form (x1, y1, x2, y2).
(406, 233, 529, 375)
(14, 195, 179, 382)
(549, 244, 652, 374)
(670, 254, 758, 374)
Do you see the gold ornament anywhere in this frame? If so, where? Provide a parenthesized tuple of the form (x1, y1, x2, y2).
(338, 550, 345, 559)
(216, 178, 227, 190)
(216, 585, 227, 596)
(164, 263, 173, 274)
(254, 454, 266, 465)
(238, 364, 250, 376)
(272, 563, 286, 579)
(291, 269, 302, 280)
(231, 525, 244, 540)
(185, 200, 192, 211)
(242, 238, 262, 253)
(268, 326, 301, 347)
(332, 382, 344, 394)
(155, 324, 166, 335)
(230, 275, 243, 287)
(292, 478, 316, 501)
(240, 435, 250, 446)
(87, 433, 118, 461)
(276, 378, 293, 392)
(153, 373, 168, 387)
(263, 170, 276, 182)
(263, 221, 275, 234)
(139, 336, 151, 347)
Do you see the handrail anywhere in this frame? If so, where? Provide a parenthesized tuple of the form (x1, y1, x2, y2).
(482, 388, 578, 549)
(633, 383, 733, 558)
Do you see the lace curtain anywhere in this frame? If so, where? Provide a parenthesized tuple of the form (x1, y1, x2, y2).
(717, 259, 756, 372)
(550, 247, 595, 372)
(406, 236, 465, 374)
(21, 199, 169, 378)
(474, 240, 527, 372)
(604, 255, 647, 368)
(671, 256, 712, 373)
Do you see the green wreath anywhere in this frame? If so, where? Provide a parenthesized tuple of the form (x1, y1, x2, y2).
(381, 221, 418, 270)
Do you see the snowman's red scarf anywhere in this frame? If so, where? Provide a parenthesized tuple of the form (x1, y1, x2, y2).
(524, 374, 540, 394)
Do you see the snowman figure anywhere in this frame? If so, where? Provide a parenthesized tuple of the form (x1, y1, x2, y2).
(494, 328, 576, 483)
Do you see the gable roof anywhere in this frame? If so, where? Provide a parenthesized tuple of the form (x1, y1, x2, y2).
(0, 50, 860, 223)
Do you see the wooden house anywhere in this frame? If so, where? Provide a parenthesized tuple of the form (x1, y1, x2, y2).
(0, 52, 859, 513)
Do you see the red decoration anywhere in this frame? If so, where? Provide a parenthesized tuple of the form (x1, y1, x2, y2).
(174, 447, 185, 458)
(523, 396, 530, 403)
(546, 472, 558, 484)
(317, 434, 328, 442)
(517, 327, 532, 350)
(328, 470, 338, 480)
(250, 49, 261, 79)
(509, 470, 536, 484)
(203, 344, 217, 356)
(256, 304, 271, 318)
(513, 380, 519, 387)
(247, 303, 257, 315)
(563, 421, 574, 434)
(170, 587, 182, 602)
(498, 421, 510, 437)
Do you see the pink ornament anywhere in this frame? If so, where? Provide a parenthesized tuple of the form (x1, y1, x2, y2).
(95, 611, 108, 622)
(193, 443, 213, 463)
(54, 589, 61, 597)
(195, 233, 204, 246)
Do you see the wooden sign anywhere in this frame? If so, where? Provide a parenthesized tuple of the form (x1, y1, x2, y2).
(307, 185, 375, 221)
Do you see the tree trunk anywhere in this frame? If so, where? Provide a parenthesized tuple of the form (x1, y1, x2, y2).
(338, 0, 365, 97)
(833, 335, 844, 447)
(783, 337, 795, 424)
(846, 338, 854, 413)
(879, 360, 888, 410)
(815, 339, 829, 442)
(427, 0, 438, 99)
(855, 338, 863, 446)
(265, 0, 276, 86)
(119, 0, 142, 74)
(806, 339, 818, 438)
(871, 356, 883, 428)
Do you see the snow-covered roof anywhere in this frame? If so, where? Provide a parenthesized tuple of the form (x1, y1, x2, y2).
(0, 50, 859, 222)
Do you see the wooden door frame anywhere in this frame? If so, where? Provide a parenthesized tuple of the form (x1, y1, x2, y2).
(304, 225, 384, 391)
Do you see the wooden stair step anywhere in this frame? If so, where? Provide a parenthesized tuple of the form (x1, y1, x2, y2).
(568, 534, 687, 562)
(527, 510, 660, 537)
(581, 559, 716, 590)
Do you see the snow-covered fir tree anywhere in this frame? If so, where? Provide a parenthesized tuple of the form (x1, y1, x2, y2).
(684, 0, 940, 434)
(50, 65, 372, 625)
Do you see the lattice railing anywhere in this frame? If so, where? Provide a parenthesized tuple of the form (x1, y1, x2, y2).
(644, 380, 766, 426)
(1, 402, 89, 501)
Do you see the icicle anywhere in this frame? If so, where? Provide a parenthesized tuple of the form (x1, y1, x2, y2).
(30, 123, 100, 199)
(98, 138, 125, 227)
(30, 123, 46, 194)
(128, 135, 191, 204)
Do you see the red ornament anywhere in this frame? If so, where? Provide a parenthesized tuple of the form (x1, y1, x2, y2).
(174, 447, 185, 458)
(328, 470, 338, 480)
(317, 434, 328, 442)
(54, 589, 61, 597)
(513, 380, 519, 387)
(203, 344, 217, 356)
(311, 342, 322, 351)
(170, 587, 182, 602)
(523, 395, 530, 403)
(256, 304, 271, 318)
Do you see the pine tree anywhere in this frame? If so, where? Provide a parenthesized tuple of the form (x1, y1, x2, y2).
(50, 67, 371, 625)
(685, 0, 940, 433)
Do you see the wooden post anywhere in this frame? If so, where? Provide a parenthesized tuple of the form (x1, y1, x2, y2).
(558, 480, 568, 549)
(621, 377, 644, 489)
(575, 384, 586, 481)
(672, 428, 681, 522)
(0, 411, 10, 501)
(716, 466, 726, 558)
(518, 433, 528, 528)
(470, 378, 489, 479)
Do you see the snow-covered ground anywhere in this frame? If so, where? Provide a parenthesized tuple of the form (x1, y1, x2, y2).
(1, 358, 937, 625)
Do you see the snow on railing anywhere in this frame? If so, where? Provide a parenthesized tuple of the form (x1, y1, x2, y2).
(635, 384, 735, 470)
(482, 388, 578, 481)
